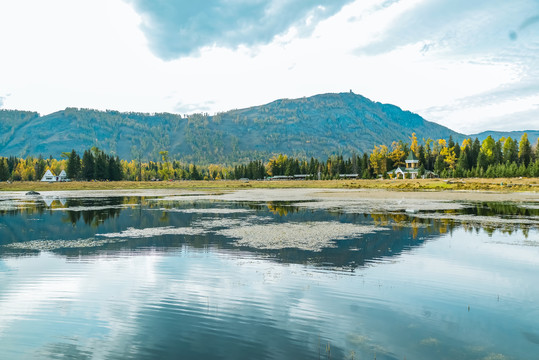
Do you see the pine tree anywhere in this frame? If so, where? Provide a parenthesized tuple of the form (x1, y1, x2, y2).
(67, 149, 81, 180)
(453, 141, 461, 160)
(108, 156, 123, 181)
(0, 158, 9, 181)
(94, 151, 108, 180)
(81, 150, 95, 180)
(448, 135, 455, 149)
(456, 149, 469, 172)
(34, 155, 47, 180)
(493, 140, 503, 165)
(470, 138, 481, 169)
(503, 137, 518, 164)
(434, 154, 445, 174)
(189, 164, 200, 180)
(518, 133, 532, 166)
(417, 145, 426, 169)
(477, 152, 488, 171)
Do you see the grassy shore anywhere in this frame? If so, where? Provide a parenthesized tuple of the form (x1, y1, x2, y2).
(0, 178, 537, 192)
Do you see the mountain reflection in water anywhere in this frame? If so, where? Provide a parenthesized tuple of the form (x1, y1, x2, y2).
(0, 195, 536, 268)
(0, 197, 422, 263)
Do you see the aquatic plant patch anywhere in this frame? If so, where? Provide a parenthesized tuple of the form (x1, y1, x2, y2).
(217, 221, 384, 251)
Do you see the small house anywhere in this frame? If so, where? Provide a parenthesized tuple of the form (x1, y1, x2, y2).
(41, 169, 69, 182)
(41, 170, 56, 182)
(59, 170, 68, 181)
(388, 152, 420, 179)
(388, 151, 438, 179)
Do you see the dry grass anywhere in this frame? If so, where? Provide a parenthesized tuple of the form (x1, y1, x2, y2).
(0, 178, 537, 192)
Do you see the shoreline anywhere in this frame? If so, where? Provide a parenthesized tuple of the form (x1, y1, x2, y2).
(1, 186, 538, 203)
(0, 178, 538, 193)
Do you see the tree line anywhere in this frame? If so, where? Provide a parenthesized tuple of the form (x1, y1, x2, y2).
(1, 133, 538, 182)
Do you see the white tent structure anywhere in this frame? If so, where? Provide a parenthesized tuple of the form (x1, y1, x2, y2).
(41, 170, 56, 182)
(59, 170, 68, 181)
(41, 169, 69, 182)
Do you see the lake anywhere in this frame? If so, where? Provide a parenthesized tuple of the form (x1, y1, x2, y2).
(0, 189, 538, 360)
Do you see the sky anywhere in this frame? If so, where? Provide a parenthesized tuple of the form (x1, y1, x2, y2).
(0, 0, 538, 134)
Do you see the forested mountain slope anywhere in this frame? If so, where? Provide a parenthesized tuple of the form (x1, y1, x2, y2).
(0, 92, 508, 163)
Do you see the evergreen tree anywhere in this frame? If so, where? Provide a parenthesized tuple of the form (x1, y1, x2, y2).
(470, 138, 481, 169)
(530, 159, 539, 177)
(308, 157, 317, 175)
(258, 160, 267, 178)
(518, 133, 532, 166)
(67, 149, 81, 180)
(94, 151, 108, 180)
(81, 150, 95, 180)
(7, 156, 18, 174)
(418, 165, 426, 178)
(434, 154, 445, 174)
(493, 140, 503, 165)
(284, 159, 294, 176)
(0, 158, 9, 181)
(34, 155, 47, 180)
(417, 145, 426, 168)
(503, 137, 518, 164)
(109, 156, 123, 181)
(458, 147, 470, 169)
(448, 135, 455, 149)
(453, 142, 461, 160)
(362, 153, 373, 178)
(477, 152, 488, 171)
(189, 164, 201, 180)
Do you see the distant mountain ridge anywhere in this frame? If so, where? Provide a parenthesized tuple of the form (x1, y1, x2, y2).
(0, 92, 536, 163)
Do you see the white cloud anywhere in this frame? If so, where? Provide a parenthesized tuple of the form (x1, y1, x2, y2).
(0, 0, 537, 132)
(423, 95, 539, 133)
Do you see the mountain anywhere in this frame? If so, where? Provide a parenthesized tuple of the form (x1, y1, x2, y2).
(0, 92, 474, 163)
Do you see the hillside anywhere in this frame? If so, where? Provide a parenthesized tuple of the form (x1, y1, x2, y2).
(0, 92, 470, 163)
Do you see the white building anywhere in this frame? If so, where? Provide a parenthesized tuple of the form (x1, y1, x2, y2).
(58, 170, 68, 181)
(41, 169, 69, 182)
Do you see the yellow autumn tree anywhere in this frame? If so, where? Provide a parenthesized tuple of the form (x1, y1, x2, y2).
(461, 138, 472, 150)
(410, 133, 419, 156)
(440, 146, 457, 169)
(437, 139, 447, 152)
(390, 141, 406, 167)
(370, 145, 388, 175)
(48, 159, 66, 176)
(158, 162, 173, 180)
(122, 160, 139, 181)
(266, 154, 287, 176)
(208, 164, 224, 180)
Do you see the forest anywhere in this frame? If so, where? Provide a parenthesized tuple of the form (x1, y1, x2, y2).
(1, 133, 538, 182)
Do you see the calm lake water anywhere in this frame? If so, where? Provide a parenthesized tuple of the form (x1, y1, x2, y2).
(0, 191, 538, 360)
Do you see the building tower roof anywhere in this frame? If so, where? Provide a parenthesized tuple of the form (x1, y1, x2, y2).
(406, 151, 418, 162)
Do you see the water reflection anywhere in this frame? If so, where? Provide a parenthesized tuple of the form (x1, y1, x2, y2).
(0, 199, 430, 269)
(0, 193, 538, 360)
(0, 196, 537, 268)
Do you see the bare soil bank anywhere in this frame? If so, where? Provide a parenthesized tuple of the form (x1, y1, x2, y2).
(1, 186, 537, 204)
